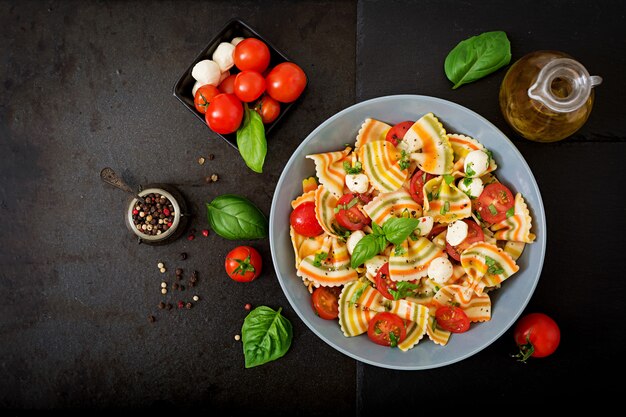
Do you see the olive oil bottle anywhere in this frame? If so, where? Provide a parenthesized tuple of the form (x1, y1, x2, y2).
(499, 51, 602, 142)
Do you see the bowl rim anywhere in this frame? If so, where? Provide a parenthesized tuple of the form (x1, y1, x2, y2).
(269, 94, 546, 370)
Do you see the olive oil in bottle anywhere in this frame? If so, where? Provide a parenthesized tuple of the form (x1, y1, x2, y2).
(499, 51, 602, 142)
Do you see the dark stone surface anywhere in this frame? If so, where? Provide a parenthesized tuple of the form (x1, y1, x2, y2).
(356, 0, 626, 410)
(0, 0, 357, 412)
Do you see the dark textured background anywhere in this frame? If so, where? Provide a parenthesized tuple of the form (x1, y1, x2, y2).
(2, 0, 625, 413)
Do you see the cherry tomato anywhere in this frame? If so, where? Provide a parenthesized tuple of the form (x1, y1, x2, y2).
(265, 62, 307, 103)
(290, 201, 324, 237)
(234, 70, 266, 103)
(194, 85, 220, 114)
(225, 246, 262, 282)
(334, 193, 371, 231)
(427, 224, 447, 240)
(367, 312, 407, 347)
(513, 313, 560, 362)
(385, 121, 414, 147)
(445, 219, 485, 261)
(254, 95, 281, 124)
(373, 263, 397, 300)
(311, 286, 340, 320)
(409, 170, 435, 205)
(475, 183, 515, 224)
(233, 38, 271, 73)
(218, 74, 236, 94)
(205, 93, 243, 135)
(435, 306, 470, 333)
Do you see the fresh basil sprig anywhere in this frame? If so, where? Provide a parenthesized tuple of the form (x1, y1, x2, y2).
(206, 194, 268, 240)
(242, 306, 292, 368)
(350, 218, 421, 268)
(236, 104, 267, 173)
(444, 31, 511, 89)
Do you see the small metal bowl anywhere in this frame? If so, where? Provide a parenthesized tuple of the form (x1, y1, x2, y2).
(125, 184, 189, 245)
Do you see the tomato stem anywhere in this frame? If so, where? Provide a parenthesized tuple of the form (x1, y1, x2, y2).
(513, 335, 535, 363)
(230, 254, 256, 276)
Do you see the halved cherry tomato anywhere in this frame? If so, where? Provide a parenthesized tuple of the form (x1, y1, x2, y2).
(290, 201, 323, 237)
(225, 246, 262, 282)
(218, 74, 236, 94)
(409, 170, 435, 205)
(367, 312, 407, 347)
(311, 286, 340, 320)
(234, 70, 266, 103)
(233, 38, 271, 73)
(513, 313, 560, 362)
(265, 62, 307, 103)
(445, 219, 485, 261)
(254, 95, 281, 124)
(205, 93, 243, 134)
(475, 183, 515, 224)
(427, 224, 447, 240)
(334, 193, 371, 231)
(385, 121, 414, 146)
(194, 85, 220, 114)
(373, 263, 396, 300)
(435, 306, 470, 333)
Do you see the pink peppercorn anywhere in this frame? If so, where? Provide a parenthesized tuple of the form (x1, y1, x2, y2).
(244, 303, 252, 311)
(132, 209, 139, 215)
(163, 208, 170, 216)
(178, 300, 184, 309)
(201, 229, 209, 237)
(187, 234, 195, 241)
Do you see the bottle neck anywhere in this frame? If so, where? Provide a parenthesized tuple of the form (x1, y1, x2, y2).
(528, 58, 602, 113)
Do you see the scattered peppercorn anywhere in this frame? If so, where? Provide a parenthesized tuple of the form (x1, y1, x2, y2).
(193, 295, 199, 302)
(172, 282, 179, 290)
(201, 229, 209, 237)
(244, 303, 252, 311)
(175, 268, 183, 276)
(159, 267, 166, 274)
(178, 300, 184, 309)
(198, 157, 205, 165)
(185, 302, 192, 309)
(179, 285, 185, 291)
(148, 315, 156, 323)
(234, 334, 241, 341)
(160, 282, 167, 288)
(208, 154, 215, 160)
(158, 301, 165, 309)
(179, 252, 188, 260)
(211, 173, 219, 182)
(161, 288, 167, 295)
(157, 262, 164, 269)
(166, 303, 173, 311)
(187, 234, 195, 241)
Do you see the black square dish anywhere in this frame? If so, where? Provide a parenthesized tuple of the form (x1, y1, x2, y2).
(173, 18, 302, 149)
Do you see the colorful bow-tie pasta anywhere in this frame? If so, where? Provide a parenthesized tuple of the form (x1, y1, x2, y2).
(288, 113, 537, 351)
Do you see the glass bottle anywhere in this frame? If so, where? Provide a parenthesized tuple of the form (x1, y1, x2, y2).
(499, 51, 602, 142)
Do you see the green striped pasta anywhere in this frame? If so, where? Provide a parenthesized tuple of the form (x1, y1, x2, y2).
(314, 186, 339, 236)
(432, 284, 492, 323)
(297, 236, 358, 287)
(425, 316, 451, 346)
(358, 140, 407, 192)
(397, 306, 430, 351)
(491, 193, 536, 243)
(355, 118, 391, 149)
(290, 226, 327, 269)
(338, 280, 383, 337)
(405, 113, 454, 175)
(362, 189, 422, 227)
(306, 148, 351, 198)
(460, 242, 519, 295)
(423, 176, 472, 223)
(389, 237, 445, 282)
(503, 241, 526, 261)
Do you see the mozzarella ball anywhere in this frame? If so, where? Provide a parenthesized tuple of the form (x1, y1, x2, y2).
(345, 173, 369, 194)
(458, 177, 484, 199)
(428, 257, 454, 284)
(212, 42, 235, 72)
(446, 220, 468, 246)
(231, 37, 245, 46)
(464, 150, 490, 177)
(346, 230, 366, 255)
(416, 216, 434, 236)
(192, 80, 207, 97)
(365, 255, 388, 277)
(191, 59, 221, 86)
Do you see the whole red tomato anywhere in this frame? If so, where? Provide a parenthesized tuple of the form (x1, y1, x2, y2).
(254, 95, 281, 124)
(234, 70, 266, 102)
(234, 38, 271, 73)
(225, 246, 262, 282)
(205, 93, 243, 134)
(218, 74, 236, 94)
(194, 85, 220, 114)
(265, 62, 307, 103)
(513, 313, 561, 362)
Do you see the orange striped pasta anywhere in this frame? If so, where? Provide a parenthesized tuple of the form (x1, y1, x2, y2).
(306, 148, 351, 198)
(289, 113, 537, 352)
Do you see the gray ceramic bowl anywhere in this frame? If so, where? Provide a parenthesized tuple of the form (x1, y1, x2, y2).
(269, 95, 546, 370)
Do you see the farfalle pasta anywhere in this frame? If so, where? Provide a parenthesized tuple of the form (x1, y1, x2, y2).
(288, 113, 536, 351)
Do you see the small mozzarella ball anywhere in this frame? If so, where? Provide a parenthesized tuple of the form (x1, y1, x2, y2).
(446, 220, 469, 246)
(365, 255, 388, 277)
(416, 216, 434, 236)
(346, 230, 366, 255)
(231, 37, 245, 46)
(219, 70, 230, 83)
(464, 150, 490, 177)
(191, 59, 221, 86)
(345, 173, 369, 194)
(428, 257, 454, 284)
(192, 80, 207, 97)
(212, 42, 235, 72)
(458, 177, 484, 199)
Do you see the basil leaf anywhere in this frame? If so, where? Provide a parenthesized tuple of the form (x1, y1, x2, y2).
(242, 306, 292, 368)
(313, 251, 328, 267)
(443, 174, 455, 185)
(445, 31, 511, 89)
(383, 217, 421, 246)
(351, 233, 385, 268)
(236, 105, 267, 173)
(206, 194, 268, 240)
